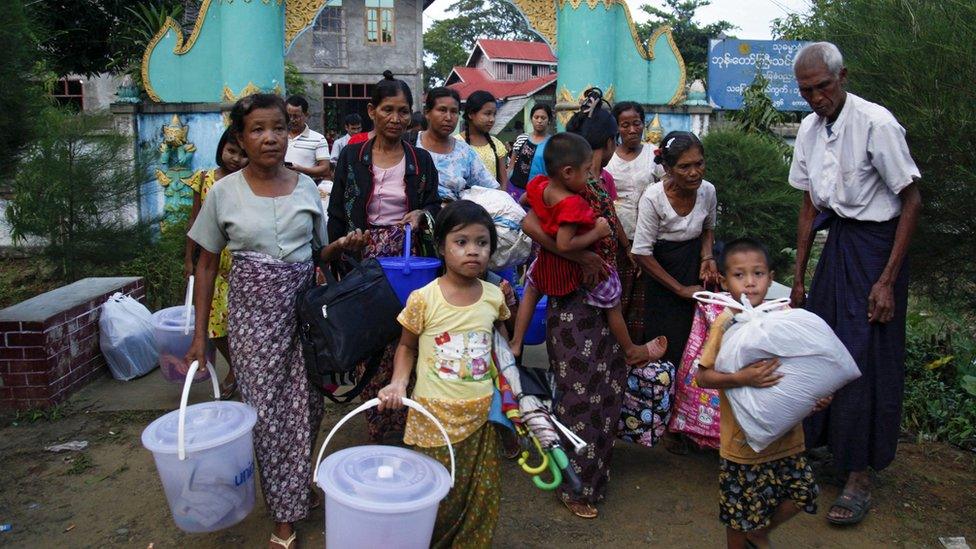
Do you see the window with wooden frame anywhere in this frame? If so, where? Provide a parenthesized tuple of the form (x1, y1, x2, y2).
(52, 78, 84, 111)
(365, 0, 394, 44)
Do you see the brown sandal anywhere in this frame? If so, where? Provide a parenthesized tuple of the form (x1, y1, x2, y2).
(562, 499, 598, 519)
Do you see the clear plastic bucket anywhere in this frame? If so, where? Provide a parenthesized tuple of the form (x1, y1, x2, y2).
(313, 398, 454, 548)
(151, 306, 213, 384)
(141, 361, 257, 533)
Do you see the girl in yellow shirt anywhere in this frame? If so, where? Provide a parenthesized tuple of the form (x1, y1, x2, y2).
(379, 200, 510, 547)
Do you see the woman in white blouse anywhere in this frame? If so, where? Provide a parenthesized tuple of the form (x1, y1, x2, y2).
(631, 131, 719, 366)
(606, 101, 663, 341)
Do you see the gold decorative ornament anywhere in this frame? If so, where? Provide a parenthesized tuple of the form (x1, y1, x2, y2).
(285, 0, 329, 48)
(142, 0, 215, 102)
(643, 114, 664, 144)
(507, 0, 556, 46)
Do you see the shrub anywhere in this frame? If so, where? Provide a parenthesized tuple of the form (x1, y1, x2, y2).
(5, 110, 154, 280)
(118, 216, 189, 311)
(774, 0, 976, 305)
(902, 304, 976, 450)
(702, 127, 799, 274)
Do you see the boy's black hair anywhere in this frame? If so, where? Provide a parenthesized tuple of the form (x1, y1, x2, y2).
(214, 126, 245, 170)
(543, 132, 592, 176)
(719, 237, 772, 275)
(433, 200, 498, 255)
(285, 95, 309, 113)
(342, 113, 362, 127)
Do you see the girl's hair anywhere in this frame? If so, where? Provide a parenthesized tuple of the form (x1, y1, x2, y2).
(565, 87, 617, 151)
(611, 101, 645, 123)
(433, 200, 498, 255)
(424, 86, 461, 112)
(214, 127, 245, 170)
(654, 130, 704, 167)
(229, 93, 288, 136)
(463, 90, 501, 181)
(371, 70, 414, 108)
(530, 103, 553, 120)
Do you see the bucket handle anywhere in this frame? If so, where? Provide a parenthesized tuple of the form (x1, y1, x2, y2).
(312, 397, 455, 486)
(177, 360, 220, 461)
(402, 223, 412, 275)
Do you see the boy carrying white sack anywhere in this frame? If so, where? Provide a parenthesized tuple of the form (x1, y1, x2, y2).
(696, 238, 860, 549)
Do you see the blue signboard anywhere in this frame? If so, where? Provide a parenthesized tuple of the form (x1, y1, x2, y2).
(707, 39, 811, 111)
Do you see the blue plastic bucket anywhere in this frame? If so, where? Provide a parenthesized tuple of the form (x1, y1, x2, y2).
(492, 267, 517, 286)
(515, 286, 548, 346)
(378, 225, 441, 305)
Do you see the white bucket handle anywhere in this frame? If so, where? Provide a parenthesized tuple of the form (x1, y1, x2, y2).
(177, 360, 220, 461)
(313, 397, 455, 486)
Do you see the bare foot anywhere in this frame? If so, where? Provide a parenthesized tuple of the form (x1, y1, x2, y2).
(624, 336, 668, 366)
(270, 522, 295, 548)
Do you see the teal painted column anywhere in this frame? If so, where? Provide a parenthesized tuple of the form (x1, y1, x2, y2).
(555, 1, 616, 114)
(219, 1, 285, 99)
(143, 0, 289, 102)
(551, 0, 686, 117)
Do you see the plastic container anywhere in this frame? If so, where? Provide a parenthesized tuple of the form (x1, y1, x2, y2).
(141, 361, 258, 533)
(378, 225, 441, 305)
(314, 398, 454, 548)
(516, 286, 548, 346)
(151, 306, 213, 384)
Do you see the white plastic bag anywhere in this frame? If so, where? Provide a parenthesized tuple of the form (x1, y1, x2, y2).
(460, 186, 532, 270)
(99, 292, 159, 381)
(694, 292, 860, 452)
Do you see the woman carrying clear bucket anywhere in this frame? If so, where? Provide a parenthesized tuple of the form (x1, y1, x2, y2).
(186, 93, 368, 549)
(377, 200, 511, 547)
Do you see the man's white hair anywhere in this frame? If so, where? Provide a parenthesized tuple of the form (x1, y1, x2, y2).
(793, 42, 845, 76)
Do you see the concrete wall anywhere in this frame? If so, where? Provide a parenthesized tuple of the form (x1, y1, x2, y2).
(287, 0, 424, 132)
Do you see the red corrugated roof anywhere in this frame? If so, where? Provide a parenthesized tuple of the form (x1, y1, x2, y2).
(447, 67, 557, 100)
(476, 39, 556, 63)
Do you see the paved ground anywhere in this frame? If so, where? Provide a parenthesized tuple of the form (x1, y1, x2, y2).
(0, 345, 974, 548)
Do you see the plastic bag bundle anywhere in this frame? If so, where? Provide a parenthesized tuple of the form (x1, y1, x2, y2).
(99, 292, 159, 381)
(460, 186, 532, 270)
(694, 292, 860, 452)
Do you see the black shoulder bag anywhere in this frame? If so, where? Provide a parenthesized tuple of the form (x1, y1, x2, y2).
(297, 255, 402, 402)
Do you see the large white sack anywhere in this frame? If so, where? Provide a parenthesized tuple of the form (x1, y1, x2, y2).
(460, 186, 532, 270)
(696, 292, 860, 452)
(99, 292, 159, 381)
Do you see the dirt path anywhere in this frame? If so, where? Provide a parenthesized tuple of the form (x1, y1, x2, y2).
(0, 403, 973, 548)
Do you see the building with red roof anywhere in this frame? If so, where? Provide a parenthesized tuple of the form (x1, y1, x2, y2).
(445, 39, 557, 137)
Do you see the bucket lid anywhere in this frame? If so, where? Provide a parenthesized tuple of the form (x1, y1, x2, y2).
(141, 401, 256, 455)
(316, 446, 451, 513)
(151, 306, 195, 331)
(377, 257, 442, 269)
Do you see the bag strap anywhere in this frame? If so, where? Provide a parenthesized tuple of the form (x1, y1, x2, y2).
(318, 349, 383, 403)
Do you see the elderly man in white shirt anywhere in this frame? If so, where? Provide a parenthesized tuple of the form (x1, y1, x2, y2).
(285, 95, 332, 181)
(789, 42, 922, 527)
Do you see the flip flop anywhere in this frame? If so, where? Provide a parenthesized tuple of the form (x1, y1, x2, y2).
(826, 493, 871, 526)
(562, 498, 598, 519)
(270, 531, 296, 549)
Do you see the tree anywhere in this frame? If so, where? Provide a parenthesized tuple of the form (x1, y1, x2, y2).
(702, 128, 798, 274)
(728, 71, 791, 158)
(423, 0, 540, 87)
(0, 0, 47, 180)
(6, 110, 153, 279)
(635, 0, 735, 82)
(768, 0, 976, 304)
(27, 0, 182, 77)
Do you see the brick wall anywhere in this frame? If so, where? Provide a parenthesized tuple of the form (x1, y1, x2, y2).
(0, 277, 145, 410)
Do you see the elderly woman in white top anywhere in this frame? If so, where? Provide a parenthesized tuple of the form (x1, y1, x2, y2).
(606, 101, 663, 341)
(186, 94, 365, 549)
(631, 131, 719, 366)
